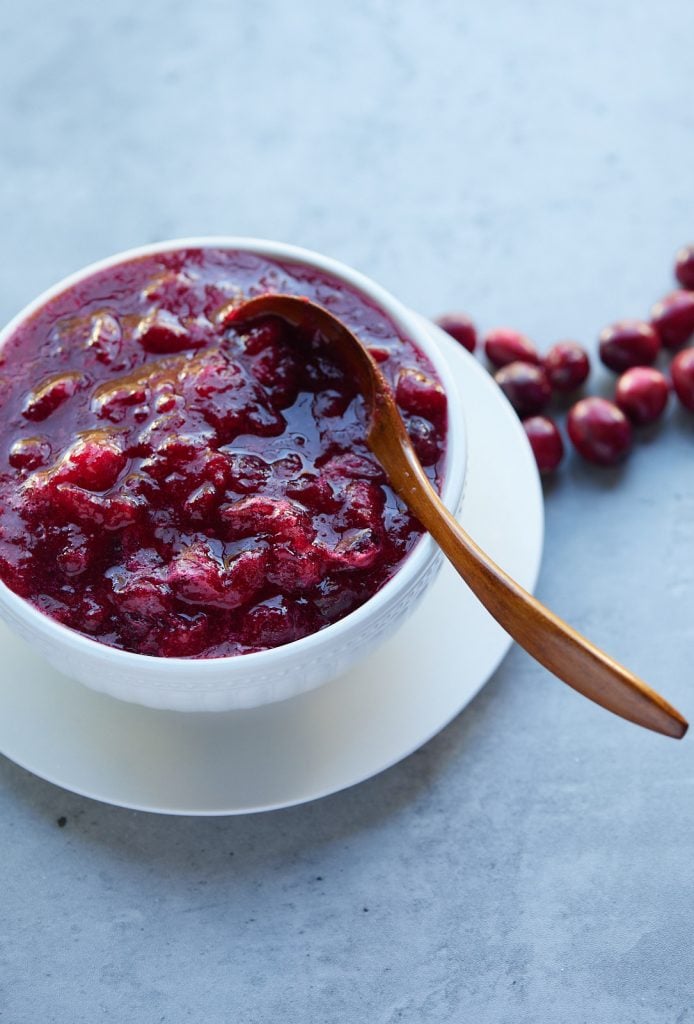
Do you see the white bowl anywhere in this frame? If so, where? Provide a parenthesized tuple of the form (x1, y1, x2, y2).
(0, 238, 467, 711)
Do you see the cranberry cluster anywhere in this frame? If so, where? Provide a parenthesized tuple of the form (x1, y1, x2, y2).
(0, 249, 447, 658)
(436, 243, 694, 473)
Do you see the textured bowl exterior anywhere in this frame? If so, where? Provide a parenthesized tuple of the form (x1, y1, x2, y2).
(0, 544, 448, 712)
(0, 238, 466, 711)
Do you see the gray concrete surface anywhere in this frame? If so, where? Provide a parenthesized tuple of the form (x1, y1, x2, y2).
(1, 1, 693, 1020)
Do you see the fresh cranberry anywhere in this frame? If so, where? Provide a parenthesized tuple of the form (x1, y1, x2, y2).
(598, 320, 660, 372)
(671, 348, 694, 411)
(544, 342, 590, 392)
(435, 313, 477, 353)
(567, 397, 632, 465)
(615, 367, 669, 426)
(675, 245, 694, 291)
(651, 291, 694, 350)
(522, 416, 564, 474)
(484, 328, 540, 368)
(495, 362, 551, 417)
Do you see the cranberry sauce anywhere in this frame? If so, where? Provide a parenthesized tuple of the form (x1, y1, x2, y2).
(0, 248, 447, 657)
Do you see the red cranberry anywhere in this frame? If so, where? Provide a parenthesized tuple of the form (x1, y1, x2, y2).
(158, 614, 210, 658)
(484, 328, 540, 368)
(22, 372, 82, 422)
(367, 345, 390, 364)
(495, 362, 551, 417)
(61, 438, 128, 491)
(395, 368, 447, 424)
(675, 245, 694, 291)
(671, 348, 694, 411)
(8, 436, 51, 471)
(567, 397, 632, 466)
(544, 342, 590, 392)
(523, 416, 564, 474)
(615, 367, 669, 426)
(435, 313, 477, 353)
(322, 453, 384, 481)
(87, 312, 122, 366)
(233, 316, 286, 354)
(598, 320, 660, 372)
(406, 416, 441, 466)
(135, 310, 191, 353)
(651, 291, 694, 350)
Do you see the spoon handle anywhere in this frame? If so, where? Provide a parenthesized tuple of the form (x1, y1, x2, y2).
(228, 292, 686, 739)
(384, 445, 687, 739)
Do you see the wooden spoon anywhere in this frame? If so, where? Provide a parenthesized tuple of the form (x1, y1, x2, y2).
(228, 295, 688, 740)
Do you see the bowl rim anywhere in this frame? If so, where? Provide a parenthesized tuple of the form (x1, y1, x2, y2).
(0, 236, 467, 675)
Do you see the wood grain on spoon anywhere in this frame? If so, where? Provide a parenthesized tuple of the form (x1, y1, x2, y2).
(228, 295, 688, 740)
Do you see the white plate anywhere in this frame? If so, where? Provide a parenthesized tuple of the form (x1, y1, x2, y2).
(0, 321, 543, 815)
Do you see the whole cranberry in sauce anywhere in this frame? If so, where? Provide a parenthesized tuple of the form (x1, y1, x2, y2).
(0, 249, 448, 659)
(671, 348, 694, 411)
(544, 342, 590, 392)
(651, 291, 694, 350)
(675, 245, 694, 291)
(522, 416, 564, 474)
(435, 313, 477, 353)
(567, 397, 632, 466)
(484, 328, 540, 369)
(494, 362, 551, 417)
(598, 320, 660, 372)
(615, 367, 669, 426)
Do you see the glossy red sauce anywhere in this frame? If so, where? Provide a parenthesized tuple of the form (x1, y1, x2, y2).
(0, 248, 447, 657)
